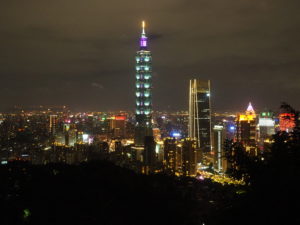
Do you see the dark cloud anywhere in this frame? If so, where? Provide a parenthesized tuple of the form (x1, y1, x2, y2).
(0, 0, 299, 112)
(148, 33, 163, 41)
(91, 82, 104, 89)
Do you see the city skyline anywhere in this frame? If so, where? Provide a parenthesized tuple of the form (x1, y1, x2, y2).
(0, 1, 299, 112)
(1, 2, 299, 225)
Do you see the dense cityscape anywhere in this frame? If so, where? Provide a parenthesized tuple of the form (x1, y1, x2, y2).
(0, 23, 296, 177)
(0, 102, 294, 177)
(1, 4, 300, 224)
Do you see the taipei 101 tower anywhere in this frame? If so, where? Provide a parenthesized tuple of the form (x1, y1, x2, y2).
(134, 21, 153, 146)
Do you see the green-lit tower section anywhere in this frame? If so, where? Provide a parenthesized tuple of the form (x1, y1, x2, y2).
(134, 21, 153, 146)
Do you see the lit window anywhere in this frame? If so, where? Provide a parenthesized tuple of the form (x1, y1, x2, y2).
(136, 92, 140, 97)
(144, 83, 150, 88)
(144, 66, 149, 71)
(136, 66, 140, 71)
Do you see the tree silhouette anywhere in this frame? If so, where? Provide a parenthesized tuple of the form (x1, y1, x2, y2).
(221, 103, 300, 225)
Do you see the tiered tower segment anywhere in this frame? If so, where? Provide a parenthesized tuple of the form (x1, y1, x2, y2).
(134, 21, 153, 146)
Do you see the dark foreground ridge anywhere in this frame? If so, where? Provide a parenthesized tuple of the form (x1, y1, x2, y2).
(1, 155, 299, 225)
(0, 161, 236, 225)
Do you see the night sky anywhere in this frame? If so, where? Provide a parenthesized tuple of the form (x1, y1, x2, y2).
(0, 0, 299, 112)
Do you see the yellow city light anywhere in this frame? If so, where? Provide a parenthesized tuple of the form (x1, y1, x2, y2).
(238, 114, 254, 121)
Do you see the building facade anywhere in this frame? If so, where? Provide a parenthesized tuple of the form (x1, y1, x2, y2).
(49, 115, 57, 135)
(110, 115, 126, 138)
(258, 111, 275, 151)
(181, 139, 197, 176)
(163, 138, 197, 176)
(163, 138, 180, 175)
(236, 103, 257, 154)
(212, 125, 227, 172)
(258, 111, 275, 139)
(278, 103, 297, 133)
(188, 79, 212, 158)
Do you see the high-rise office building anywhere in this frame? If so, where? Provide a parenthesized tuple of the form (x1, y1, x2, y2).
(279, 113, 296, 132)
(163, 138, 181, 175)
(181, 139, 197, 176)
(163, 138, 197, 176)
(212, 125, 227, 172)
(134, 21, 153, 146)
(258, 111, 275, 151)
(188, 79, 212, 155)
(152, 128, 161, 142)
(110, 115, 126, 138)
(236, 103, 257, 154)
(258, 111, 275, 139)
(143, 136, 156, 174)
(279, 104, 296, 133)
(49, 115, 57, 135)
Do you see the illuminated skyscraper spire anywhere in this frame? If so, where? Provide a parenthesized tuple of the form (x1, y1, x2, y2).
(142, 21, 145, 35)
(246, 102, 255, 116)
(134, 21, 153, 146)
(140, 20, 148, 49)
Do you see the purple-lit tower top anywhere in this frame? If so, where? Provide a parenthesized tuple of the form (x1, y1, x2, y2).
(140, 21, 148, 49)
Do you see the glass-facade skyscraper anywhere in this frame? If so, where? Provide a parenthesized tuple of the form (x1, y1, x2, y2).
(134, 21, 153, 146)
(188, 79, 212, 153)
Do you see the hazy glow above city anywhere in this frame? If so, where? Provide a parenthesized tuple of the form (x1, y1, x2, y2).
(0, 1, 299, 112)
